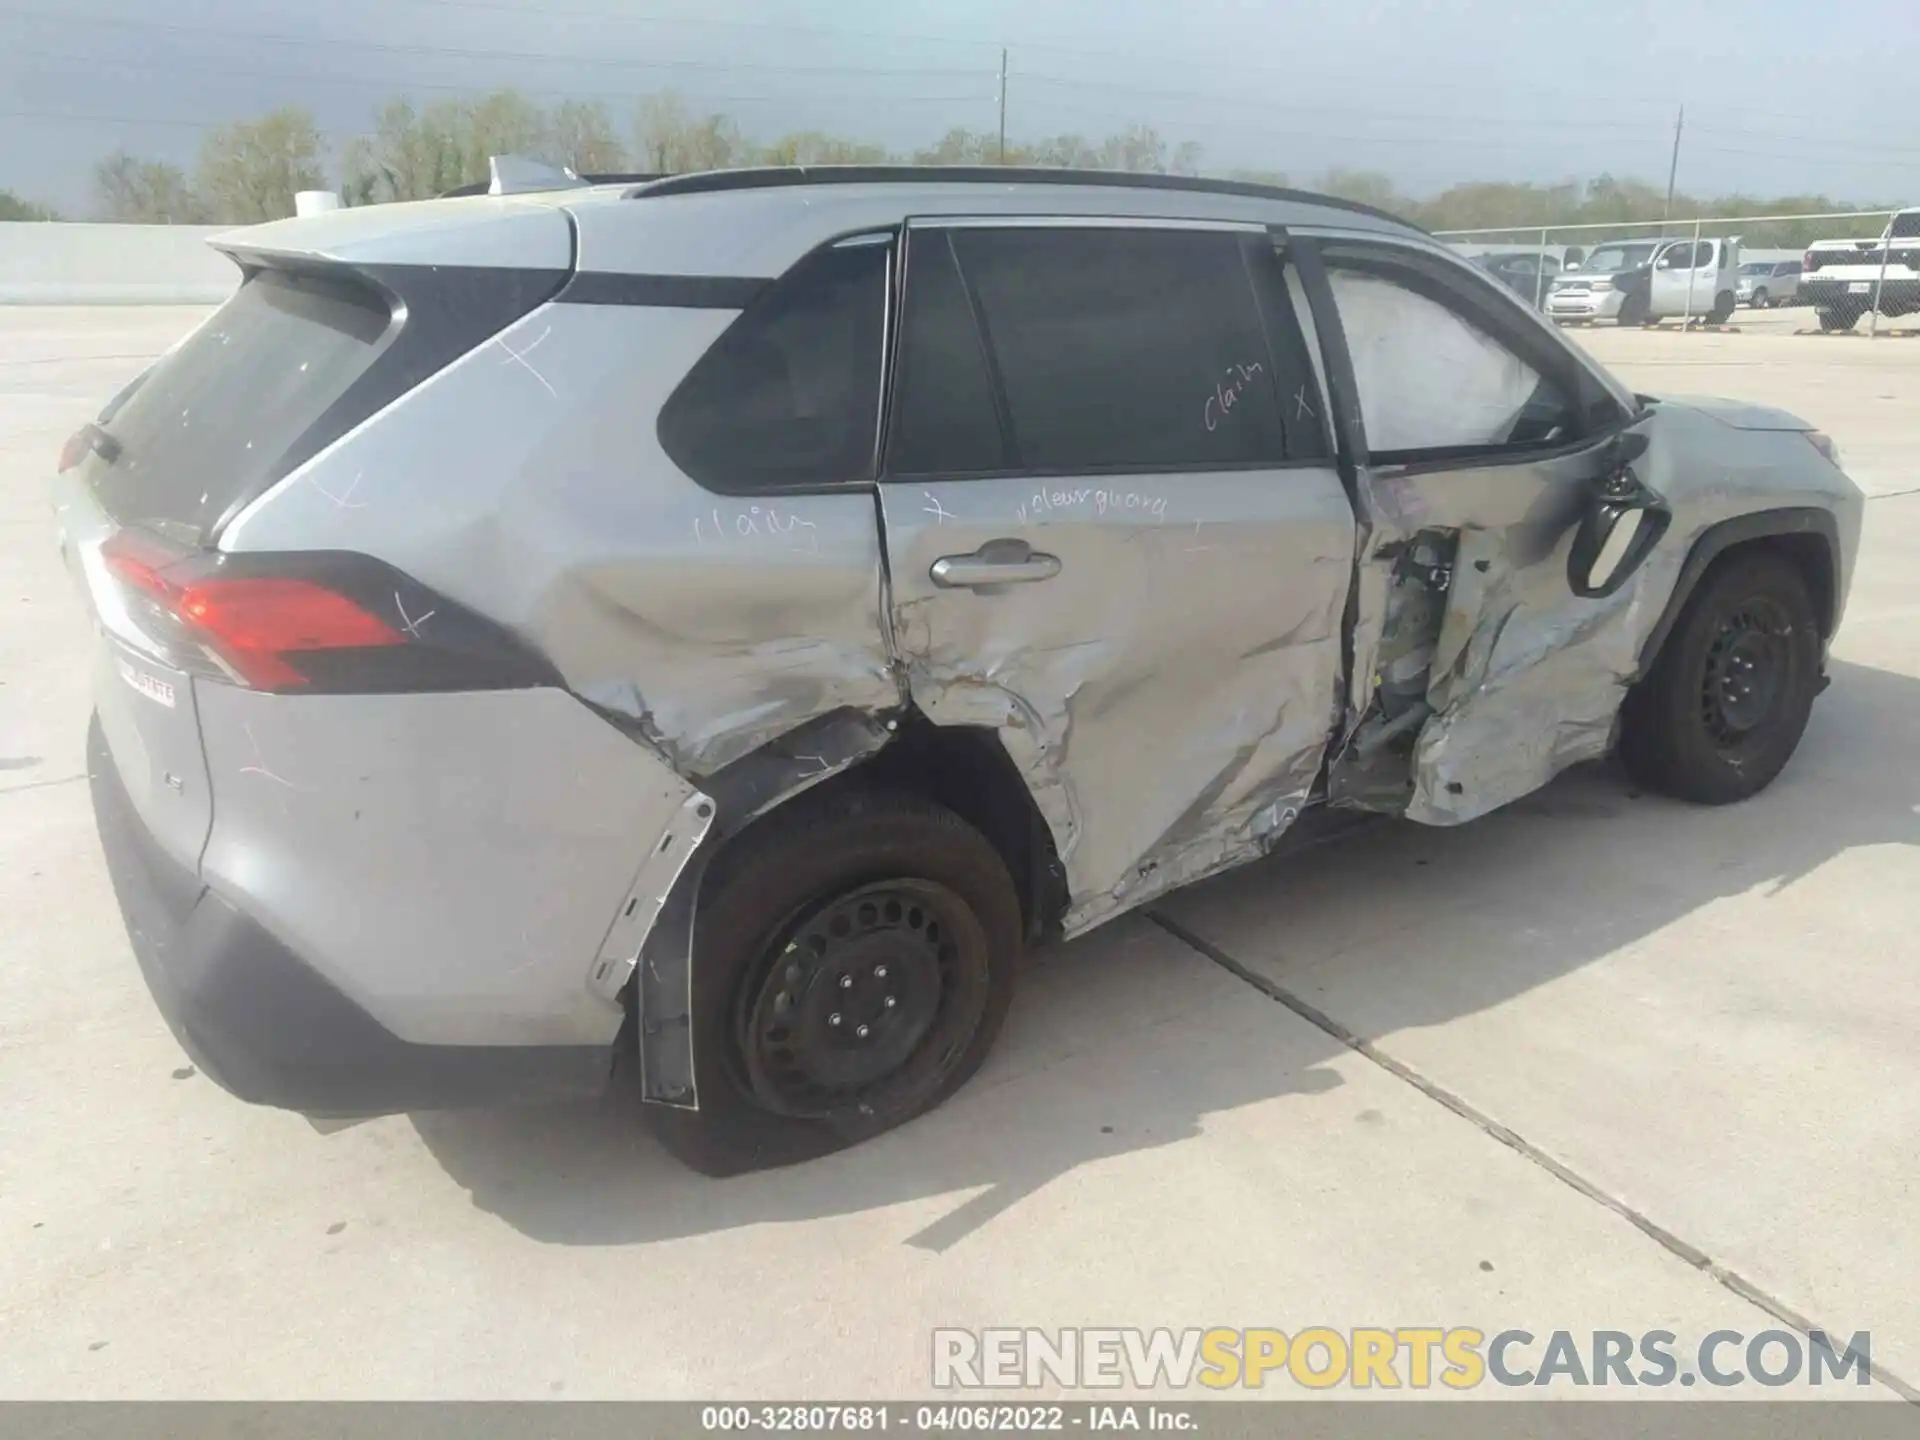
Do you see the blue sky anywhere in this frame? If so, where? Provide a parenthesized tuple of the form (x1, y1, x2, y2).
(3, 0, 1916, 214)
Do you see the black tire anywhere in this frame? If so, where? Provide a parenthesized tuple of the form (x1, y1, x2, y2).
(1618, 552, 1822, 805)
(645, 787, 1022, 1176)
(1817, 307, 1855, 333)
(1706, 291, 1735, 325)
(1618, 291, 1650, 327)
(1751, 288, 1769, 309)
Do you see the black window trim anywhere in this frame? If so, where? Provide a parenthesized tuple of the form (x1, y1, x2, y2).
(880, 214, 1336, 485)
(1288, 229, 1641, 476)
(656, 225, 901, 500)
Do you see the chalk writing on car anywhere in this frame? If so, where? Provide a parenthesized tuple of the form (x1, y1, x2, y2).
(1018, 487, 1170, 524)
(691, 504, 821, 550)
(1204, 360, 1266, 432)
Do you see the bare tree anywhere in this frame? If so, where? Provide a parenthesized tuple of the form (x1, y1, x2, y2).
(1098, 124, 1170, 173)
(546, 100, 626, 174)
(93, 148, 206, 223)
(195, 108, 326, 223)
(0, 189, 60, 221)
(342, 99, 469, 204)
(633, 92, 746, 174)
(759, 131, 890, 166)
(1028, 134, 1104, 168)
(458, 90, 549, 180)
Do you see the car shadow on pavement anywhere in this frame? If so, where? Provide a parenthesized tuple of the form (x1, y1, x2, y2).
(410, 657, 1920, 1249)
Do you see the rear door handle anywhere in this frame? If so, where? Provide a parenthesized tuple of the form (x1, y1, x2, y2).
(930, 544, 1063, 589)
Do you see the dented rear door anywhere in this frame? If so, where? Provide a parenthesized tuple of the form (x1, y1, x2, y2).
(1299, 234, 1657, 825)
(877, 217, 1354, 935)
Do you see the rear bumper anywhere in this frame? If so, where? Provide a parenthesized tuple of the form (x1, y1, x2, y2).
(1801, 276, 1920, 313)
(89, 714, 614, 1117)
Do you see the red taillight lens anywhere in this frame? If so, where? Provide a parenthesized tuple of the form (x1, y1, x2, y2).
(175, 578, 404, 688)
(100, 531, 404, 690)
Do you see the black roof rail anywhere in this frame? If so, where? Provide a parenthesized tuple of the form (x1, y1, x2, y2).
(623, 165, 1426, 234)
(437, 171, 665, 199)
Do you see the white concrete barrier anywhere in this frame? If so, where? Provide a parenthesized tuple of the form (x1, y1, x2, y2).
(0, 222, 240, 305)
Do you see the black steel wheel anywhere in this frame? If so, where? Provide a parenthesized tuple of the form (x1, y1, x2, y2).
(736, 878, 989, 1121)
(1619, 552, 1822, 804)
(1699, 598, 1793, 746)
(646, 788, 1021, 1176)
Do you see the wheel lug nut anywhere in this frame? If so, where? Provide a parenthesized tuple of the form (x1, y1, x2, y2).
(839, 975, 854, 990)
(874, 965, 888, 979)
(884, 995, 897, 1009)
(829, 1013, 842, 1027)
(856, 1024, 870, 1039)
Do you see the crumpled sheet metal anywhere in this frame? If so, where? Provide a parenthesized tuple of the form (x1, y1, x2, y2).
(1405, 527, 1671, 825)
(894, 536, 1349, 938)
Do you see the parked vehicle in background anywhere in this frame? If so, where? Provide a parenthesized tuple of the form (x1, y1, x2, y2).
(1737, 260, 1801, 308)
(1548, 236, 1740, 326)
(1801, 207, 1920, 331)
(54, 163, 1863, 1175)
(1476, 250, 1561, 308)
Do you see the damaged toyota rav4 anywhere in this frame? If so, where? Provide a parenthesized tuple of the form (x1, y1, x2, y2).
(56, 164, 1863, 1174)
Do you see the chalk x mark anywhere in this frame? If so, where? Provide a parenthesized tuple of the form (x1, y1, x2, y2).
(394, 592, 437, 639)
(496, 326, 556, 398)
(310, 471, 367, 510)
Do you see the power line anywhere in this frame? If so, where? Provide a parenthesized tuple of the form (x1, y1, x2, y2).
(9, 46, 990, 110)
(0, 8, 992, 79)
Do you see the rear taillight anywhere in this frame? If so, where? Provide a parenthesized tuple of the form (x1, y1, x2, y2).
(1803, 250, 1818, 272)
(98, 530, 556, 694)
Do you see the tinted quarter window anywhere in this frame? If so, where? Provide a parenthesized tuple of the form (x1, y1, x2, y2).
(887, 231, 1009, 477)
(1325, 256, 1599, 456)
(659, 239, 888, 493)
(944, 226, 1291, 472)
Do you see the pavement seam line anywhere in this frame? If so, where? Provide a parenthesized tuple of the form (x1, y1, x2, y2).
(1145, 908, 1920, 1405)
(0, 772, 87, 798)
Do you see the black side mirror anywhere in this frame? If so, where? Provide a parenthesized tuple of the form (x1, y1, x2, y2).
(1568, 431, 1668, 599)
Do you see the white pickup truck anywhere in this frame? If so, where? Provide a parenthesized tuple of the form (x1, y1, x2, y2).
(1800, 206, 1920, 331)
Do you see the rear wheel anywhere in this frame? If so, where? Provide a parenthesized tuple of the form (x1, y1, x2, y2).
(1619, 552, 1822, 805)
(645, 788, 1022, 1175)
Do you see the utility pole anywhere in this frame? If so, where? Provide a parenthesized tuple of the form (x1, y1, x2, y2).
(1661, 104, 1685, 236)
(997, 47, 1008, 164)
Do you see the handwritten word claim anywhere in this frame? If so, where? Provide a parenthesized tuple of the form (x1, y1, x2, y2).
(1019, 488, 1169, 523)
(692, 505, 820, 549)
(1204, 360, 1266, 433)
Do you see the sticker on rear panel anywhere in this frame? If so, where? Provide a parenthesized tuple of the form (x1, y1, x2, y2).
(117, 656, 176, 708)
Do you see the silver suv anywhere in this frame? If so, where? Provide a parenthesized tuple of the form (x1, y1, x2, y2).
(55, 165, 1863, 1174)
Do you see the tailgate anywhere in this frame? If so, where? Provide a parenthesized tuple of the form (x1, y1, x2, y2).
(54, 471, 213, 873)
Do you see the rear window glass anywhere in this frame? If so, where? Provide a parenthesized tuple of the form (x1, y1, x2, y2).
(86, 269, 392, 543)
